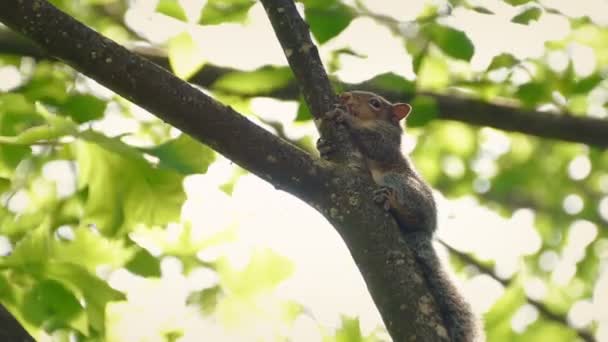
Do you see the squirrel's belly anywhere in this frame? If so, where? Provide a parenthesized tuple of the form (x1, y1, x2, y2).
(369, 166, 385, 184)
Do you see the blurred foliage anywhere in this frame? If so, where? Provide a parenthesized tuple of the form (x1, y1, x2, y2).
(0, 0, 607, 341)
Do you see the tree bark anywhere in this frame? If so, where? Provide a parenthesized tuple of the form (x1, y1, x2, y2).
(0, 0, 452, 341)
(0, 304, 35, 341)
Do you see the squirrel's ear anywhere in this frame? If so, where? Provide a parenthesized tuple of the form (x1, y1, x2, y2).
(392, 103, 412, 121)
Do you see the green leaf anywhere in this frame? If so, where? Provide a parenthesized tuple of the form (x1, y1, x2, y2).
(0, 177, 9, 193)
(75, 132, 186, 235)
(505, 0, 535, 5)
(59, 94, 107, 123)
(0, 103, 77, 145)
(365, 73, 415, 94)
(424, 24, 474, 61)
(511, 7, 542, 24)
(217, 248, 293, 298)
(22, 279, 84, 330)
(132, 224, 235, 258)
(295, 101, 312, 122)
(515, 82, 551, 106)
(471, 6, 494, 14)
(21, 63, 70, 105)
(155, 0, 188, 21)
(299, 0, 338, 9)
(305, 3, 353, 44)
(125, 248, 161, 277)
(416, 55, 450, 90)
(143, 134, 215, 175)
(212, 66, 294, 96)
(46, 262, 125, 332)
(168, 32, 205, 80)
(0, 94, 41, 135)
(334, 316, 363, 342)
(52, 227, 135, 273)
(187, 285, 222, 314)
(408, 96, 439, 127)
(487, 53, 519, 70)
(199, 0, 255, 25)
(5, 224, 51, 274)
(572, 73, 603, 94)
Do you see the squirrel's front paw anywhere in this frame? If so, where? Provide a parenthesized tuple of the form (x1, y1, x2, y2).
(316, 138, 334, 160)
(324, 105, 349, 124)
(373, 186, 394, 211)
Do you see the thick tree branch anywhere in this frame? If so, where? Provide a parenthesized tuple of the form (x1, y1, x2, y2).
(260, 1, 452, 341)
(2, 30, 607, 149)
(440, 242, 596, 342)
(0, 305, 35, 341)
(0, 1, 326, 205)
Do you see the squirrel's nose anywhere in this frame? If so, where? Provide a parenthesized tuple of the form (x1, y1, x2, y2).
(339, 92, 352, 102)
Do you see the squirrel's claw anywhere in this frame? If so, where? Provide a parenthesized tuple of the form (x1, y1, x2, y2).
(324, 106, 348, 123)
(373, 187, 393, 211)
(316, 138, 334, 160)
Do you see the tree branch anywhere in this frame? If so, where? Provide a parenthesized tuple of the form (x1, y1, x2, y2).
(260, 1, 454, 341)
(0, 0, 326, 206)
(2, 30, 607, 148)
(439, 241, 596, 342)
(0, 305, 35, 341)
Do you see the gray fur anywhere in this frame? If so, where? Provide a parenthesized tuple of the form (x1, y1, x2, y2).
(333, 102, 477, 342)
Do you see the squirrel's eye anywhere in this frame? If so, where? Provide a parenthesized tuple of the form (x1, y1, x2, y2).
(369, 98, 382, 110)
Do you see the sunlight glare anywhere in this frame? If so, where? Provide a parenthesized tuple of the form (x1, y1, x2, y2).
(562, 194, 584, 215)
(568, 155, 592, 181)
(569, 299, 594, 329)
(511, 304, 539, 333)
(0, 66, 22, 92)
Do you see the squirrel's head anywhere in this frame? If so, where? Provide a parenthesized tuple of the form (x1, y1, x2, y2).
(338, 91, 411, 126)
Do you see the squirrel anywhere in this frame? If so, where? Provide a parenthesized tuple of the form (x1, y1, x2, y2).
(317, 91, 477, 342)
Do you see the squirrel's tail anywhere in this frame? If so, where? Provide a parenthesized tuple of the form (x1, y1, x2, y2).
(406, 234, 478, 342)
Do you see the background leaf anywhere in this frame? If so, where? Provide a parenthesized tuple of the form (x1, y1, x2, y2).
(424, 23, 475, 61)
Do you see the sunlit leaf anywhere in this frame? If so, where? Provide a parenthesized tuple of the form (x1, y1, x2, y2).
(155, 0, 188, 21)
(572, 73, 603, 94)
(199, 0, 255, 25)
(0, 177, 9, 193)
(484, 284, 526, 341)
(187, 285, 222, 314)
(0, 103, 77, 145)
(125, 248, 161, 277)
(52, 227, 135, 273)
(212, 66, 293, 96)
(305, 3, 353, 44)
(218, 248, 293, 298)
(295, 100, 312, 122)
(471, 6, 494, 14)
(416, 55, 450, 90)
(76, 132, 185, 235)
(4, 224, 51, 274)
(168, 32, 205, 80)
(143, 134, 215, 175)
(21, 63, 70, 105)
(424, 23, 474, 61)
(408, 96, 439, 127)
(487, 53, 519, 70)
(364, 73, 415, 94)
(46, 262, 125, 332)
(504, 0, 534, 5)
(59, 94, 107, 123)
(515, 82, 551, 107)
(511, 7, 542, 24)
(22, 279, 85, 332)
